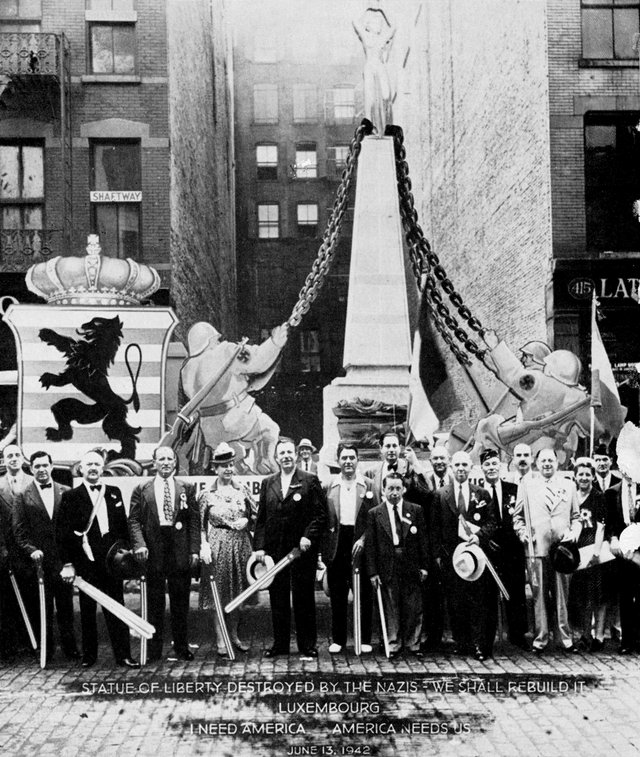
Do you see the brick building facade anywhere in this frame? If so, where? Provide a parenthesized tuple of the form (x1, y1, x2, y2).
(0, 0, 235, 430)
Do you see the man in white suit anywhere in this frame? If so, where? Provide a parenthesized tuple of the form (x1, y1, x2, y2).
(512, 448, 580, 653)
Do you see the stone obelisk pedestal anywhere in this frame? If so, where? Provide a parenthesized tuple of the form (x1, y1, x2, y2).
(320, 136, 411, 467)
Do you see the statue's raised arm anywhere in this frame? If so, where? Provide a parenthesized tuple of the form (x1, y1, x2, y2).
(353, 7, 396, 135)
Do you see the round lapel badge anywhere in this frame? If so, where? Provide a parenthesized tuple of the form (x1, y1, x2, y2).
(293, 493, 302, 502)
(410, 525, 417, 534)
(175, 521, 183, 531)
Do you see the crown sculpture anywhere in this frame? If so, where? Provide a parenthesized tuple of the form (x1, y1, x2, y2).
(25, 234, 161, 306)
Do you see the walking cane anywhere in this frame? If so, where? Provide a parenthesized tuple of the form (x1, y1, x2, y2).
(353, 568, 362, 656)
(208, 565, 235, 661)
(9, 569, 37, 650)
(36, 563, 46, 669)
(139, 571, 148, 665)
(374, 581, 391, 659)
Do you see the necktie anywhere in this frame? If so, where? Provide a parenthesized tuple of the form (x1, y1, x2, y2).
(457, 486, 466, 514)
(163, 479, 173, 522)
(305, 461, 309, 472)
(9, 477, 17, 494)
(39, 483, 52, 490)
(491, 483, 500, 520)
(544, 484, 555, 509)
(90, 485, 101, 492)
(392, 504, 402, 545)
(439, 476, 445, 488)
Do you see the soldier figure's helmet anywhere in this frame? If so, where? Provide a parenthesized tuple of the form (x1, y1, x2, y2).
(519, 340, 552, 368)
(543, 350, 582, 387)
(186, 322, 221, 357)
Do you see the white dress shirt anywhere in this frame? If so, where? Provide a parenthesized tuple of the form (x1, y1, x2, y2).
(38, 482, 55, 520)
(338, 477, 357, 526)
(280, 471, 294, 498)
(84, 481, 108, 535)
(384, 498, 403, 546)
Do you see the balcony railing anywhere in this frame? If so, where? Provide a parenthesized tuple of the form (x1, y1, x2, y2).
(0, 228, 61, 271)
(0, 33, 65, 77)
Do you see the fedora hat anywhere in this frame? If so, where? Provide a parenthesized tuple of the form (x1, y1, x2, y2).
(105, 540, 140, 580)
(246, 553, 275, 589)
(211, 442, 235, 465)
(452, 543, 486, 581)
(297, 438, 317, 453)
(550, 541, 580, 574)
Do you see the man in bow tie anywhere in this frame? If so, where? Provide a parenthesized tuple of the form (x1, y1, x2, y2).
(432, 450, 497, 660)
(364, 432, 430, 506)
(56, 449, 138, 668)
(480, 448, 528, 650)
(13, 451, 79, 662)
(253, 437, 326, 659)
(512, 448, 580, 653)
(129, 446, 199, 661)
(365, 472, 429, 657)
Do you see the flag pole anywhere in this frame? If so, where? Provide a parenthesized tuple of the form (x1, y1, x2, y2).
(590, 292, 602, 456)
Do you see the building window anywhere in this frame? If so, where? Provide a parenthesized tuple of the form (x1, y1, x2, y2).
(256, 144, 278, 180)
(584, 112, 640, 251)
(0, 0, 41, 18)
(257, 203, 279, 238)
(293, 84, 316, 123)
(331, 86, 355, 121)
(300, 329, 321, 372)
(328, 144, 349, 177)
(90, 140, 141, 257)
(89, 23, 135, 74)
(581, 0, 639, 59)
(253, 84, 278, 124)
(297, 203, 318, 237)
(86, 0, 134, 9)
(294, 143, 317, 179)
(0, 142, 43, 230)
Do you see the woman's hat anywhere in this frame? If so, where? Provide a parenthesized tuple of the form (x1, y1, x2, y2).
(452, 543, 486, 581)
(211, 442, 235, 465)
(246, 553, 275, 589)
(550, 541, 580, 573)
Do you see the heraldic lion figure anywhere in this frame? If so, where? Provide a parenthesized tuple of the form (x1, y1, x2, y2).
(38, 316, 141, 460)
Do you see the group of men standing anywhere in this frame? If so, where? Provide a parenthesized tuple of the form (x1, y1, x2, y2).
(1, 432, 638, 665)
(0, 444, 200, 667)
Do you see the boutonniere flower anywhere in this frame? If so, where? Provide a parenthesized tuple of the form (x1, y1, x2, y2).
(180, 492, 188, 510)
(175, 521, 183, 531)
(507, 495, 516, 515)
(293, 493, 302, 502)
(470, 493, 478, 505)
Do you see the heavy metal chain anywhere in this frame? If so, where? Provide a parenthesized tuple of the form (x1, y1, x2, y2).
(288, 119, 374, 328)
(386, 125, 488, 365)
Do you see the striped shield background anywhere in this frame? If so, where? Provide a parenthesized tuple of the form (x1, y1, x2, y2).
(3, 304, 178, 463)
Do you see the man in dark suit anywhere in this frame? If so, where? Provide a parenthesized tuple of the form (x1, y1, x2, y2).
(365, 472, 429, 657)
(253, 437, 326, 659)
(129, 446, 199, 661)
(364, 431, 429, 506)
(480, 448, 528, 650)
(322, 443, 376, 654)
(0, 444, 35, 658)
(606, 479, 640, 654)
(419, 444, 451, 651)
(296, 439, 318, 475)
(593, 444, 621, 493)
(56, 449, 138, 668)
(13, 450, 79, 662)
(432, 450, 497, 660)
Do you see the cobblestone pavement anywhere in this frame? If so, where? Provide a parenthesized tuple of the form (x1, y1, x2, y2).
(0, 591, 638, 757)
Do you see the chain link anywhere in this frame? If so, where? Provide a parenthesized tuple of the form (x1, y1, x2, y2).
(287, 120, 374, 328)
(387, 125, 487, 364)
